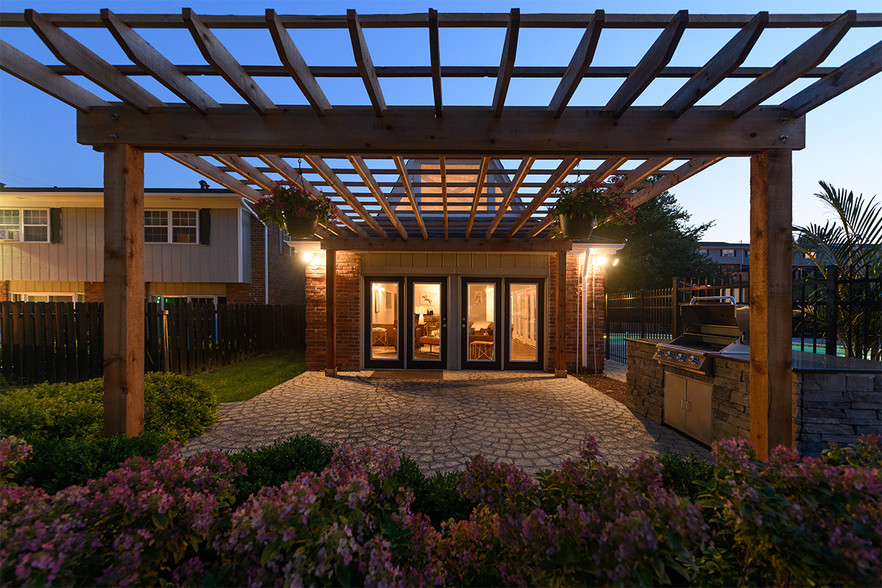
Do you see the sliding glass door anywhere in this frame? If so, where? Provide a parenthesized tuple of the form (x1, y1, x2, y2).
(461, 278, 502, 370)
(407, 277, 447, 368)
(364, 277, 404, 369)
(504, 279, 544, 370)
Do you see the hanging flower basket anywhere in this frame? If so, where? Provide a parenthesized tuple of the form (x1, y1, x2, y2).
(285, 216, 318, 238)
(559, 213, 596, 240)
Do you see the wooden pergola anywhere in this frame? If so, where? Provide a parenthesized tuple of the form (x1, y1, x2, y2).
(2, 9, 879, 458)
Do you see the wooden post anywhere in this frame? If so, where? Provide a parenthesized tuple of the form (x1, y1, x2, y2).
(103, 143, 145, 437)
(325, 247, 337, 376)
(555, 249, 567, 377)
(749, 149, 793, 458)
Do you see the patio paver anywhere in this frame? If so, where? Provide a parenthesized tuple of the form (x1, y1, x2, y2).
(184, 370, 709, 474)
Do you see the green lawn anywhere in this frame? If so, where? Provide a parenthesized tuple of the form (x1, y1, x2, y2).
(193, 350, 306, 403)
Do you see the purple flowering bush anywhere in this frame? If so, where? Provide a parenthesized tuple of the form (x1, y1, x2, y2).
(0, 442, 244, 586)
(1, 433, 880, 586)
(217, 444, 447, 587)
(698, 435, 882, 586)
(442, 439, 707, 586)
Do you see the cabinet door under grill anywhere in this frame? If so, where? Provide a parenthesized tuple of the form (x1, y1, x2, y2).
(664, 371, 712, 445)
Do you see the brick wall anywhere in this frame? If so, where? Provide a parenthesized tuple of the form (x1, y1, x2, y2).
(227, 216, 265, 304)
(0, 281, 7, 302)
(549, 252, 605, 375)
(84, 281, 104, 303)
(266, 227, 305, 305)
(305, 251, 361, 372)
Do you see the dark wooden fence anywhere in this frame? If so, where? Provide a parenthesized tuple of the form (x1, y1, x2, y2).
(0, 302, 306, 385)
(605, 271, 880, 363)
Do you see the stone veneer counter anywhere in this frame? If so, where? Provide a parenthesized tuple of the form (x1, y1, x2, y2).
(625, 338, 881, 455)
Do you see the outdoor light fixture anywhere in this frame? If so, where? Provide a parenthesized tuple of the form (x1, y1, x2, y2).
(286, 239, 321, 263)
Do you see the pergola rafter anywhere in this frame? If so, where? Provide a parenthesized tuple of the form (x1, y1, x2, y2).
(1, 8, 879, 457)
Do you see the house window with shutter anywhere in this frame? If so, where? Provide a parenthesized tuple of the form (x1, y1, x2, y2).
(145, 209, 199, 244)
(0, 208, 50, 242)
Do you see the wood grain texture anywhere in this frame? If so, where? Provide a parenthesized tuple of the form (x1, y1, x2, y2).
(749, 148, 793, 459)
(102, 144, 145, 437)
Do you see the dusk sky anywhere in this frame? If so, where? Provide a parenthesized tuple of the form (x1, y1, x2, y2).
(1, 0, 879, 243)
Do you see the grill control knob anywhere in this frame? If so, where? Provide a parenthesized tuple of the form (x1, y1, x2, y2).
(690, 356, 700, 365)
(677, 353, 685, 361)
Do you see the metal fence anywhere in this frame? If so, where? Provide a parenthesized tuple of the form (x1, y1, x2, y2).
(605, 270, 880, 363)
(1, 301, 306, 385)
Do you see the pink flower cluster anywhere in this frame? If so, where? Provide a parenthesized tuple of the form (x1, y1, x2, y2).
(1, 434, 879, 586)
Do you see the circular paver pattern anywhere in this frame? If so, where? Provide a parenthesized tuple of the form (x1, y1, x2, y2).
(184, 371, 709, 474)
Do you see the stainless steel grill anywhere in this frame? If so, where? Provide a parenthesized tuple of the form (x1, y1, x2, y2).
(654, 296, 748, 375)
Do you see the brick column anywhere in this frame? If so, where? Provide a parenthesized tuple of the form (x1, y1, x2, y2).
(84, 281, 104, 303)
(306, 251, 361, 371)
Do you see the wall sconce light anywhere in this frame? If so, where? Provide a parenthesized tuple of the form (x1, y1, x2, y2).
(286, 239, 321, 263)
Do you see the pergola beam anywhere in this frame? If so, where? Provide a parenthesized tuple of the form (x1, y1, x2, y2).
(466, 157, 490, 239)
(780, 41, 882, 118)
(102, 8, 219, 114)
(394, 156, 428, 240)
(506, 157, 579, 239)
(348, 155, 409, 239)
(303, 155, 388, 239)
(77, 105, 806, 155)
(662, 12, 767, 117)
(212, 154, 277, 192)
(429, 8, 442, 118)
(266, 8, 331, 116)
(348, 9, 386, 117)
(24, 9, 164, 113)
(604, 10, 688, 118)
(721, 10, 856, 117)
(549, 10, 604, 118)
(491, 9, 520, 117)
(628, 157, 722, 207)
(183, 8, 276, 115)
(163, 153, 264, 200)
(0, 40, 109, 111)
(486, 156, 535, 238)
(619, 157, 674, 191)
(322, 237, 572, 252)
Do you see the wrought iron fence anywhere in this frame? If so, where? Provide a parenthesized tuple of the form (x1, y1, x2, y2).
(605, 269, 880, 364)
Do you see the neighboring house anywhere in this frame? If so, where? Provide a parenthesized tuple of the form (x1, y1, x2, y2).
(0, 187, 304, 305)
(698, 241, 820, 280)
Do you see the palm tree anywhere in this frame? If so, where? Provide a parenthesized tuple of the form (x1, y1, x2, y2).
(793, 181, 881, 360)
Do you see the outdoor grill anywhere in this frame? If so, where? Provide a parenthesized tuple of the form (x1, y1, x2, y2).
(653, 296, 749, 375)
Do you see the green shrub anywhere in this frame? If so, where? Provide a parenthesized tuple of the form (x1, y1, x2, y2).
(0, 380, 104, 443)
(657, 451, 714, 501)
(15, 432, 167, 493)
(230, 435, 335, 503)
(0, 373, 218, 444)
(386, 457, 476, 527)
(143, 372, 219, 442)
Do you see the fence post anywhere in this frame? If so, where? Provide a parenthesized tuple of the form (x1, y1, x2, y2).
(638, 289, 646, 339)
(160, 310, 170, 371)
(671, 277, 680, 338)
(825, 265, 838, 356)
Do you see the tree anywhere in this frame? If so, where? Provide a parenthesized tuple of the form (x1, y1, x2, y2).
(793, 181, 881, 359)
(597, 191, 717, 292)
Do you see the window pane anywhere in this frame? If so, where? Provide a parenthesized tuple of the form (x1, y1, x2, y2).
(0, 209, 20, 225)
(23, 209, 47, 224)
(172, 210, 196, 226)
(23, 226, 48, 241)
(414, 283, 441, 360)
(370, 282, 399, 360)
(172, 227, 197, 243)
(145, 211, 168, 226)
(145, 227, 168, 242)
(467, 283, 495, 361)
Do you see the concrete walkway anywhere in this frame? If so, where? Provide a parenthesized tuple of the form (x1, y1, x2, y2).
(185, 371, 709, 474)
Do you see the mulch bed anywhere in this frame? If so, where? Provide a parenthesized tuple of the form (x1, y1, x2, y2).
(575, 373, 629, 406)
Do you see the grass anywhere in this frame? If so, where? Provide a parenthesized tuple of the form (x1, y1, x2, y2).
(193, 350, 306, 403)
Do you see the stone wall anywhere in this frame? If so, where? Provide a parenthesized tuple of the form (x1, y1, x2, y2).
(797, 372, 882, 454)
(626, 339, 882, 455)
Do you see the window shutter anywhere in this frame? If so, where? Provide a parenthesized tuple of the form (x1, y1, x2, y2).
(199, 209, 211, 245)
(50, 208, 62, 243)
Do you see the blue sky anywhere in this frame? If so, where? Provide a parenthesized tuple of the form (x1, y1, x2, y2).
(0, 0, 879, 242)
